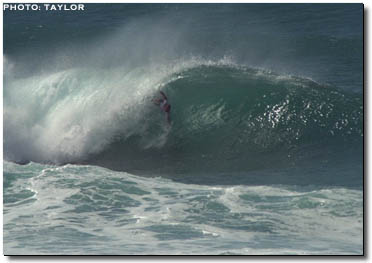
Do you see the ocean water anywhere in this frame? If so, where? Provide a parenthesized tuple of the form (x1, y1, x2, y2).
(3, 4, 363, 255)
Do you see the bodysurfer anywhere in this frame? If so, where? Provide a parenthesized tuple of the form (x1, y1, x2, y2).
(153, 91, 171, 124)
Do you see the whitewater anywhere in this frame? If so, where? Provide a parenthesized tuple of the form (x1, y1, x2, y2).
(4, 161, 363, 255)
(3, 4, 363, 255)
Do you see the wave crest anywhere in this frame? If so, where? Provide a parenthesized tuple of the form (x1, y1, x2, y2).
(4, 61, 362, 181)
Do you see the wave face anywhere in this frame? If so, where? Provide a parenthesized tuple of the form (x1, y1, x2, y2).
(4, 60, 363, 186)
(4, 3, 363, 186)
(87, 64, 363, 186)
(3, 4, 363, 256)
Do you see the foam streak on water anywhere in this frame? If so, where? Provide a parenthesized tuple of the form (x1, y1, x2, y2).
(3, 4, 363, 255)
(3, 161, 362, 255)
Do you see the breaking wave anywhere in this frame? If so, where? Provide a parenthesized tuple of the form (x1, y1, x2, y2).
(4, 58, 362, 185)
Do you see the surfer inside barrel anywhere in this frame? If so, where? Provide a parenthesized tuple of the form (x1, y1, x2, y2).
(153, 91, 171, 124)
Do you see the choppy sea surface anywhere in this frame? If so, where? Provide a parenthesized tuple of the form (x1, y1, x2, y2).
(4, 4, 363, 255)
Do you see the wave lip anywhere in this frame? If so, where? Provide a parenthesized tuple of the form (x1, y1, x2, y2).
(85, 64, 362, 184)
(4, 61, 363, 185)
(3, 57, 236, 164)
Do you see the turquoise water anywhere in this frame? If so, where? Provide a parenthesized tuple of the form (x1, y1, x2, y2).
(4, 4, 363, 255)
(4, 161, 363, 255)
